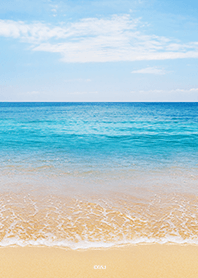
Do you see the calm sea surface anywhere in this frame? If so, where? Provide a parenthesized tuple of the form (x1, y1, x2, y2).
(0, 102, 198, 248)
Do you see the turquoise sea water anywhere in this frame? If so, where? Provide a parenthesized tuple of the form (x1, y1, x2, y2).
(0, 102, 198, 248)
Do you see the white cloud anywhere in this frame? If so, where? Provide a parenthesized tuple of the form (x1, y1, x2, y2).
(129, 87, 198, 101)
(131, 88, 198, 94)
(0, 15, 198, 62)
(132, 67, 166, 74)
(189, 88, 198, 92)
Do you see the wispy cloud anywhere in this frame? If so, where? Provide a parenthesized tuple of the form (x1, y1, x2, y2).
(67, 91, 98, 95)
(132, 67, 166, 74)
(0, 15, 198, 62)
(129, 87, 198, 101)
(131, 88, 198, 94)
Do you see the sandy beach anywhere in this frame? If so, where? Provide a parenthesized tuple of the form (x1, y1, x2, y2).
(1, 244, 198, 278)
(0, 104, 198, 277)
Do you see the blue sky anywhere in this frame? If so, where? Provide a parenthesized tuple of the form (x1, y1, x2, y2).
(0, 0, 198, 101)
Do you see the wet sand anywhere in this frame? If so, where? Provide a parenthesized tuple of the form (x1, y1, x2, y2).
(1, 244, 198, 278)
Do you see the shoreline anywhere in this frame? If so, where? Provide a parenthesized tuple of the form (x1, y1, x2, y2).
(1, 244, 198, 277)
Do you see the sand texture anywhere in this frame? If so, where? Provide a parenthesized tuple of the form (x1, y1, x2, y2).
(1, 244, 198, 278)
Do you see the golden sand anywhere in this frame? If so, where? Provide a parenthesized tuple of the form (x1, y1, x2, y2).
(1, 244, 198, 278)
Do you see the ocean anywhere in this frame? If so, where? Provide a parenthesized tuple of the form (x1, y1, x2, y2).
(0, 102, 198, 248)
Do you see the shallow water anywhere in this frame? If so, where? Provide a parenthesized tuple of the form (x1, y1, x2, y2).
(0, 102, 198, 248)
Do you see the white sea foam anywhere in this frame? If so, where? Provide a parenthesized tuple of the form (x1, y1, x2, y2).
(1, 235, 198, 250)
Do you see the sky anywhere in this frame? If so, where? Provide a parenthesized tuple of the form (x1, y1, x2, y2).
(0, 0, 198, 101)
